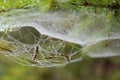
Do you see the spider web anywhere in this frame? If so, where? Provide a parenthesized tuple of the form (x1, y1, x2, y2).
(0, 8, 120, 67)
(0, 27, 82, 67)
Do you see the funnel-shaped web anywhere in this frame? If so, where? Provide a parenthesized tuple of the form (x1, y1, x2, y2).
(0, 9, 120, 67)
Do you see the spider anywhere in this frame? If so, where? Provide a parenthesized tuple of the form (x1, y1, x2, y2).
(61, 54, 70, 63)
(32, 45, 70, 63)
(44, 53, 70, 63)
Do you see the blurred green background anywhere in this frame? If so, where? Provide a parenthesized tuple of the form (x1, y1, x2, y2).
(0, 55, 120, 80)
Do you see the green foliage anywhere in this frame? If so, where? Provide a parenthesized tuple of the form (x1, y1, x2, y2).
(0, 0, 120, 12)
(0, 0, 38, 10)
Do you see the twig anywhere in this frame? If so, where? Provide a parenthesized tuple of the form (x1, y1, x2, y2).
(0, 47, 13, 52)
(33, 45, 39, 60)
